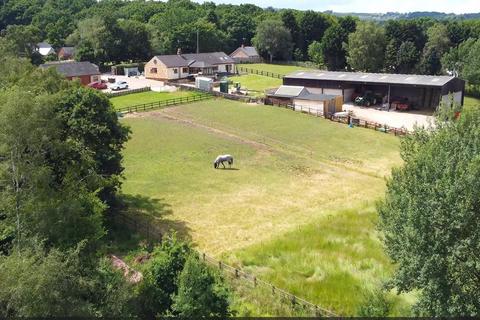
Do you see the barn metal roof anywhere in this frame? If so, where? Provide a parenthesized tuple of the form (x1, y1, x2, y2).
(285, 71, 457, 87)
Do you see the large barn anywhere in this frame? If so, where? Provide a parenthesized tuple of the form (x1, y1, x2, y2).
(283, 71, 465, 110)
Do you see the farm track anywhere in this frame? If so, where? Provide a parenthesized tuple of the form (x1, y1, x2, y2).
(128, 108, 386, 180)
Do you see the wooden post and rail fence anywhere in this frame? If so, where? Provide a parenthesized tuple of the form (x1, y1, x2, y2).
(265, 101, 409, 136)
(116, 93, 212, 114)
(115, 212, 338, 317)
(237, 66, 284, 79)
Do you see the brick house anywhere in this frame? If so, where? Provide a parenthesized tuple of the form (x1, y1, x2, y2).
(40, 61, 101, 85)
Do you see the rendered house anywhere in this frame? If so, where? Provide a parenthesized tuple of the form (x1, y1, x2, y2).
(40, 61, 101, 85)
(230, 45, 261, 63)
(36, 42, 55, 56)
(145, 52, 235, 81)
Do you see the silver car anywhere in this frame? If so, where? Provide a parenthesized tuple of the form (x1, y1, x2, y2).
(110, 80, 129, 91)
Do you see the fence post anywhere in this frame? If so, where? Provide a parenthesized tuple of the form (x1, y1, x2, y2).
(202, 252, 206, 261)
(253, 277, 257, 287)
(218, 261, 222, 270)
(235, 268, 239, 278)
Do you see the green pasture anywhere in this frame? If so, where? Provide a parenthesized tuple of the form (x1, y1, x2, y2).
(109, 90, 197, 110)
(119, 98, 407, 315)
(228, 74, 281, 96)
(239, 63, 317, 75)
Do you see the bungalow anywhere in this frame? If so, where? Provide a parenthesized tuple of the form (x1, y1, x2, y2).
(58, 46, 75, 60)
(145, 52, 235, 81)
(40, 61, 101, 86)
(36, 42, 55, 56)
(230, 45, 261, 63)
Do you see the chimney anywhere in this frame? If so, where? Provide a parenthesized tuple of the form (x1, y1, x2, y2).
(177, 48, 182, 55)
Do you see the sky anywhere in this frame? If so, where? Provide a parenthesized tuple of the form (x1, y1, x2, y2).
(192, 0, 480, 14)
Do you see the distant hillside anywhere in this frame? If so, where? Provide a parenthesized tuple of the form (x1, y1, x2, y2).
(324, 11, 480, 21)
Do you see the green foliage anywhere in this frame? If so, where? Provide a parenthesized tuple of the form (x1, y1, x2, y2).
(0, 242, 131, 317)
(307, 41, 323, 67)
(345, 21, 386, 72)
(253, 19, 292, 62)
(172, 255, 231, 317)
(135, 236, 191, 317)
(357, 288, 392, 317)
(319, 23, 351, 70)
(419, 23, 451, 75)
(378, 105, 480, 316)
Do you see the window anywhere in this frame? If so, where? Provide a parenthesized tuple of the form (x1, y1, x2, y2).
(150, 68, 157, 73)
(173, 68, 178, 74)
(91, 75, 99, 82)
(182, 67, 188, 73)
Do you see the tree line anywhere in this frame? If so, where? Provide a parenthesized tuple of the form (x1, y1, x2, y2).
(1, 0, 480, 85)
(0, 39, 232, 317)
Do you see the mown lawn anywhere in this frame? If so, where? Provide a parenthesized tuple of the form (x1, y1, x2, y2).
(239, 63, 317, 75)
(109, 90, 197, 110)
(228, 74, 281, 96)
(464, 96, 480, 109)
(120, 98, 408, 316)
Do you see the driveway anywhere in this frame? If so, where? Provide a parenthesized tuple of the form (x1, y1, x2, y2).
(343, 104, 434, 131)
(100, 74, 164, 93)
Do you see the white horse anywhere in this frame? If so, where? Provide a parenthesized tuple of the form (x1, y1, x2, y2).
(214, 155, 234, 169)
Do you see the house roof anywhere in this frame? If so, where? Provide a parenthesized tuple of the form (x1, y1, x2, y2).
(153, 52, 234, 68)
(40, 61, 100, 77)
(37, 42, 55, 56)
(285, 70, 457, 87)
(60, 47, 75, 55)
(273, 85, 307, 98)
(231, 46, 259, 57)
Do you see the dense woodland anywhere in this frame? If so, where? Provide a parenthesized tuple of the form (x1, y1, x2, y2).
(1, 0, 480, 91)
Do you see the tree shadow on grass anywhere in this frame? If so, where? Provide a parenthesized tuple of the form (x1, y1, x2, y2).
(115, 193, 192, 243)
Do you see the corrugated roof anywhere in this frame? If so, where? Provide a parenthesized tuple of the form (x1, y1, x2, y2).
(285, 71, 456, 87)
(295, 93, 337, 101)
(40, 61, 100, 77)
(274, 85, 307, 97)
(154, 52, 234, 68)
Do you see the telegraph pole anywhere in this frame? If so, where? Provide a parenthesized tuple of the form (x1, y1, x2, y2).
(196, 29, 200, 54)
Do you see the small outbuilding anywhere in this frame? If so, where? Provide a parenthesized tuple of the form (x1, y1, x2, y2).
(230, 45, 261, 63)
(266, 85, 343, 116)
(40, 61, 101, 85)
(58, 47, 75, 60)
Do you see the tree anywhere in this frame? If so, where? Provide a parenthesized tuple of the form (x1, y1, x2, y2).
(298, 11, 331, 56)
(135, 236, 190, 317)
(253, 19, 292, 62)
(319, 24, 349, 70)
(172, 255, 231, 317)
(0, 243, 131, 317)
(378, 105, 480, 316)
(441, 37, 477, 77)
(307, 41, 323, 67)
(419, 23, 451, 75)
(396, 41, 420, 74)
(345, 21, 386, 72)
(118, 19, 151, 62)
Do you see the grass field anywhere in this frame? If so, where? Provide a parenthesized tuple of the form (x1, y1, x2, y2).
(120, 97, 409, 315)
(465, 96, 480, 109)
(239, 63, 317, 75)
(109, 90, 197, 109)
(228, 74, 281, 96)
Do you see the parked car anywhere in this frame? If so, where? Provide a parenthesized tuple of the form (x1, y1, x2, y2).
(110, 81, 128, 91)
(88, 81, 107, 90)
